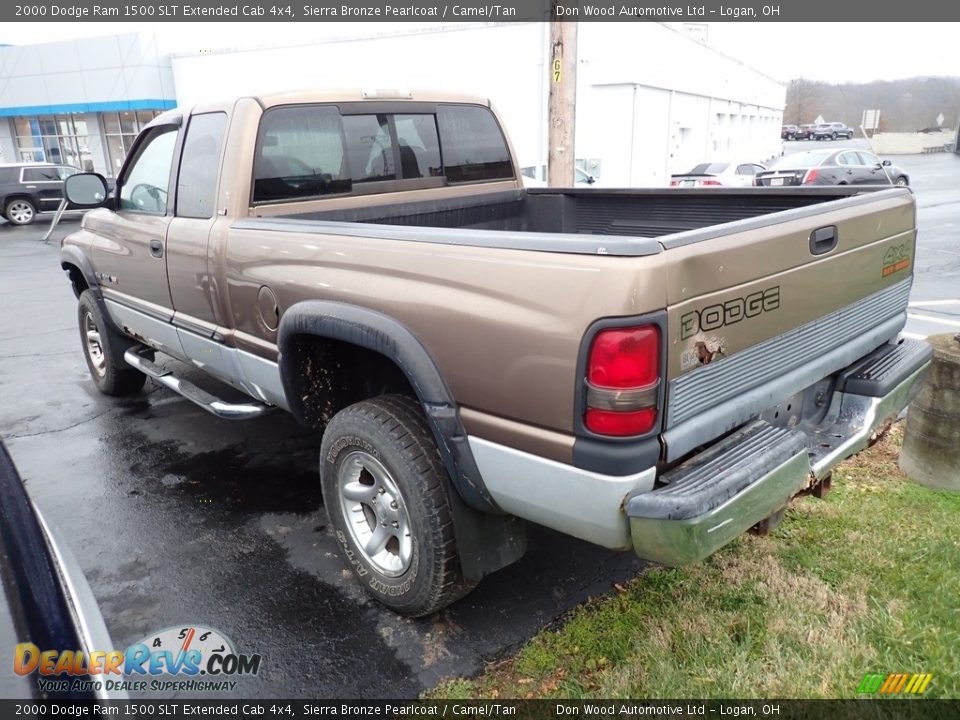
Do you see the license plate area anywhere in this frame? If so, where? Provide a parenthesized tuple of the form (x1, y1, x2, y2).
(758, 377, 835, 431)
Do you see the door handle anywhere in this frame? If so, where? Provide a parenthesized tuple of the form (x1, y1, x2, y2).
(149, 240, 164, 258)
(809, 225, 838, 256)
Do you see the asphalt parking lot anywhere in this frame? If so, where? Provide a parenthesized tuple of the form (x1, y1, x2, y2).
(1, 152, 959, 698)
(0, 215, 649, 698)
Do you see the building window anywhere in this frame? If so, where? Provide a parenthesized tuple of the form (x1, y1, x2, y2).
(13, 115, 93, 170)
(103, 110, 161, 176)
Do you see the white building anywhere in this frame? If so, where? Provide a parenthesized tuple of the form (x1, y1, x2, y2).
(576, 23, 785, 185)
(0, 24, 784, 186)
(0, 33, 175, 176)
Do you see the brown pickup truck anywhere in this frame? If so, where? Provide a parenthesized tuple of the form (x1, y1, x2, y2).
(59, 90, 931, 616)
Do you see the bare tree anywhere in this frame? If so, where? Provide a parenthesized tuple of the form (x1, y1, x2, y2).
(784, 76, 960, 132)
(785, 78, 823, 124)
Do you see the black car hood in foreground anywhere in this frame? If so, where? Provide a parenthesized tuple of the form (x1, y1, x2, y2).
(0, 440, 125, 700)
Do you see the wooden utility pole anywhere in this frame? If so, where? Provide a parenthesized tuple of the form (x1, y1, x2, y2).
(547, 17, 577, 187)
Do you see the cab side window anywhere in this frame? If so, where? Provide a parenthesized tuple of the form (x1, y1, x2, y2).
(119, 126, 178, 214)
(176, 112, 227, 219)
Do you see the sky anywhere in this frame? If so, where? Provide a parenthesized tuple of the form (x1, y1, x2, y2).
(0, 21, 956, 85)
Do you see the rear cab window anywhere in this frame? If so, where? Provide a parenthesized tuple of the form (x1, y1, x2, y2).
(252, 102, 514, 205)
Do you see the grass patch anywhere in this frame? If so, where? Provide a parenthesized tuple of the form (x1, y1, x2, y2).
(431, 425, 960, 699)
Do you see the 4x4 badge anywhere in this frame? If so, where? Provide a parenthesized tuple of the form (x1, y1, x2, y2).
(882, 242, 911, 277)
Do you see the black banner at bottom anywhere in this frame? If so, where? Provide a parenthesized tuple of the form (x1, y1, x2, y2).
(4, 699, 959, 720)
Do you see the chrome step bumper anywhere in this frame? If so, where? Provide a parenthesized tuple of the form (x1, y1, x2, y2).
(627, 339, 932, 566)
(124, 349, 272, 420)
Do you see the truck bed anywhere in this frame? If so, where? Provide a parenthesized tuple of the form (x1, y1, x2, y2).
(253, 186, 896, 255)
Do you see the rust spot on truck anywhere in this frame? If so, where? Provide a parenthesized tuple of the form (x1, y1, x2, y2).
(680, 334, 727, 370)
(695, 340, 726, 365)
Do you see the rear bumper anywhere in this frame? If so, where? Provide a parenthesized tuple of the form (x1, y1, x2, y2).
(627, 338, 932, 566)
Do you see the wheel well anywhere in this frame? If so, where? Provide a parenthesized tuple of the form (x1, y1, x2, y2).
(3, 194, 36, 209)
(62, 263, 90, 299)
(284, 333, 417, 429)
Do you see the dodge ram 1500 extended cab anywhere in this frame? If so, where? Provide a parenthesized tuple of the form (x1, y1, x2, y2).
(59, 90, 931, 616)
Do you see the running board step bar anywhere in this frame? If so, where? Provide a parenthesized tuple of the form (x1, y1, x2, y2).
(837, 338, 932, 397)
(124, 349, 272, 420)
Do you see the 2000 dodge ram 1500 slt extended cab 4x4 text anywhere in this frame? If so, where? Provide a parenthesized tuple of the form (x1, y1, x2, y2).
(58, 90, 931, 616)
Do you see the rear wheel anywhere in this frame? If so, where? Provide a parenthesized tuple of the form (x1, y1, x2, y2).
(831, 132, 838, 140)
(320, 394, 474, 616)
(4, 198, 36, 226)
(78, 290, 147, 396)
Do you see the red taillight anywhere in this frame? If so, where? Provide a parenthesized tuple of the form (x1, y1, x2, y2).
(700, 179, 722, 186)
(585, 408, 658, 436)
(669, 179, 679, 187)
(584, 325, 660, 437)
(587, 326, 659, 388)
(802, 168, 818, 184)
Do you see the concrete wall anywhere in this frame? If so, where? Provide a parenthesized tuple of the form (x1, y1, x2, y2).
(871, 131, 958, 155)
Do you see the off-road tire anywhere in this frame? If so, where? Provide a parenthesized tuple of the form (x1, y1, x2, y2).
(320, 394, 474, 616)
(78, 290, 147, 396)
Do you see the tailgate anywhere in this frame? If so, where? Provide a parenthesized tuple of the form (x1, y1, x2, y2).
(659, 189, 916, 461)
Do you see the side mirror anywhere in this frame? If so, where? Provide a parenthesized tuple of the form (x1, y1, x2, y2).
(64, 173, 109, 208)
(586, 174, 596, 185)
(882, 159, 892, 167)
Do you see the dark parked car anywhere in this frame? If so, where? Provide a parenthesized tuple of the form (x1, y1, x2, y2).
(0, 163, 80, 225)
(755, 148, 909, 187)
(794, 124, 818, 140)
(781, 124, 800, 140)
(812, 122, 855, 141)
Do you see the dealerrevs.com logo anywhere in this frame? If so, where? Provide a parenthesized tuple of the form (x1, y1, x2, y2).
(14, 625, 262, 694)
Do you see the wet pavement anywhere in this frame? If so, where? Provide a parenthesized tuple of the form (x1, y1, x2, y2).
(0, 218, 647, 698)
(2, 153, 958, 698)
